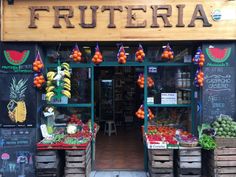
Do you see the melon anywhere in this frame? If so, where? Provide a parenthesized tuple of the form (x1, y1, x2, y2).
(4, 50, 30, 66)
(206, 48, 231, 63)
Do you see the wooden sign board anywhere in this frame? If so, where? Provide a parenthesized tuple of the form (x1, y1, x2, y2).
(1, 0, 236, 41)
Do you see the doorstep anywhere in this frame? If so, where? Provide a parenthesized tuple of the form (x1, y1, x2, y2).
(90, 171, 148, 177)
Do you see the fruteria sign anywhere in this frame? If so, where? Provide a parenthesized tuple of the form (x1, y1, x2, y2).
(1, 0, 236, 41)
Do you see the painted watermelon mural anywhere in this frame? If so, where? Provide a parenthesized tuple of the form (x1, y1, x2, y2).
(206, 48, 231, 63)
(4, 50, 30, 66)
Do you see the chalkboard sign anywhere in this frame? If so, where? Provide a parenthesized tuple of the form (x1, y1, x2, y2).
(0, 74, 37, 128)
(0, 128, 36, 177)
(203, 67, 235, 123)
(0, 43, 36, 73)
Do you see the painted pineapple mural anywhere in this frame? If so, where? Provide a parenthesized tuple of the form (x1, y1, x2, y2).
(8, 77, 28, 123)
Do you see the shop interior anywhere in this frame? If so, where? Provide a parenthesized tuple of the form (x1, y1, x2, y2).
(41, 42, 199, 170)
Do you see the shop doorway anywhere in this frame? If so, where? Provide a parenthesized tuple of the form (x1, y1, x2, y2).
(94, 66, 144, 170)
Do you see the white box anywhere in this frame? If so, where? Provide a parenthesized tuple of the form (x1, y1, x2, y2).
(161, 93, 177, 104)
(50, 96, 68, 104)
(147, 97, 154, 104)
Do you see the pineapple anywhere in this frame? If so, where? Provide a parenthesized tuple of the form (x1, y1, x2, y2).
(8, 77, 28, 123)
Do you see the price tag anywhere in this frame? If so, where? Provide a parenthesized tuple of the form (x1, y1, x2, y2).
(147, 143, 167, 149)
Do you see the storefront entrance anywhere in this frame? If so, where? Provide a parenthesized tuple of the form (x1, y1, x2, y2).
(94, 67, 144, 170)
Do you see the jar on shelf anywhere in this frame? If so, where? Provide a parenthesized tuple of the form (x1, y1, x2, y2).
(176, 78, 183, 88)
(182, 78, 187, 88)
(187, 92, 191, 104)
(182, 91, 187, 104)
(186, 72, 191, 79)
(182, 72, 187, 78)
(178, 98, 183, 104)
(186, 79, 191, 88)
(176, 69, 182, 79)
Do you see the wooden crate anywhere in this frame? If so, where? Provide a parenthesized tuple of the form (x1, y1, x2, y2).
(206, 147, 236, 177)
(215, 137, 236, 148)
(36, 150, 58, 169)
(36, 150, 60, 177)
(177, 147, 201, 176)
(65, 143, 91, 177)
(148, 149, 174, 177)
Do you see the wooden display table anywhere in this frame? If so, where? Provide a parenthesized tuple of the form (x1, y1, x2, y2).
(36, 141, 92, 177)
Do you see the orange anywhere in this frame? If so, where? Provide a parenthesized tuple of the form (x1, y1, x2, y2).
(38, 63, 43, 69)
(33, 66, 38, 71)
(169, 55, 174, 59)
(95, 51, 100, 56)
(200, 57, 205, 62)
(98, 54, 103, 60)
(200, 54, 204, 58)
(119, 57, 124, 61)
(163, 51, 168, 55)
(39, 75, 44, 79)
(73, 53, 78, 58)
(36, 83, 41, 88)
(33, 80, 38, 85)
(163, 53, 169, 59)
(77, 52, 82, 57)
(141, 52, 145, 57)
(93, 55, 98, 59)
(199, 62, 204, 67)
(137, 55, 142, 60)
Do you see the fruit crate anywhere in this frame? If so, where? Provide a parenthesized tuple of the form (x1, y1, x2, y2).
(148, 149, 174, 177)
(64, 142, 91, 177)
(36, 150, 61, 177)
(203, 147, 236, 177)
(215, 137, 236, 148)
(176, 147, 202, 177)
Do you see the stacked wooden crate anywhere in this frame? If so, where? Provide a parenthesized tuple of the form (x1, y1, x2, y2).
(148, 149, 174, 177)
(177, 147, 201, 177)
(203, 147, 236, 177)
(64, 143, 91, 177)
(36, 150, 60, 177)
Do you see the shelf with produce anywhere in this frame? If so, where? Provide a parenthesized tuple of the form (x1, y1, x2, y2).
(147, 104, 191, 108)
(49, 103, 92, 108)
(176, 88, 192, 92)
(46, 63, 92, 68)
(147, 62, 192, 67)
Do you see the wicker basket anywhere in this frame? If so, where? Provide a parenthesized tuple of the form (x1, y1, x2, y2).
(215, 137, 236, 148)
(179, 141, 198, 147)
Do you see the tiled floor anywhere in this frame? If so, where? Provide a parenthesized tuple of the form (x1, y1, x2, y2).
(95, 125, 144, 170)
(90, 171, 148, 177)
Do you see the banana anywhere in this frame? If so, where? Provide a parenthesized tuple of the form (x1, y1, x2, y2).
(63, 83, 71, 88)
(46, 81, 53, 87)
(63, 78, 71, 85)
(64, 84, 71, 91)
(46, 92, 55, 101)
(61, 63, 70, 70)
(47, 71, 56, 80)
(46, 86, 55, 92)
(62, 90, 71, 98)
(64, 70, 71, 78)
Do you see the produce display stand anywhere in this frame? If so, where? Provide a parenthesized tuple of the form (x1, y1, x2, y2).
(36, 141, 92, 177)
(148, 149, 174, 177)
(35, 150, 61, 177)
(64, 142, 91, 177)
(203, 147, 236, 177)
(176, 147, 202, 177)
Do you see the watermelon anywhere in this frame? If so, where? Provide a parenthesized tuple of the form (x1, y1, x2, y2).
(206, 48, 231, 63)
(4, 50, 30, 66)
